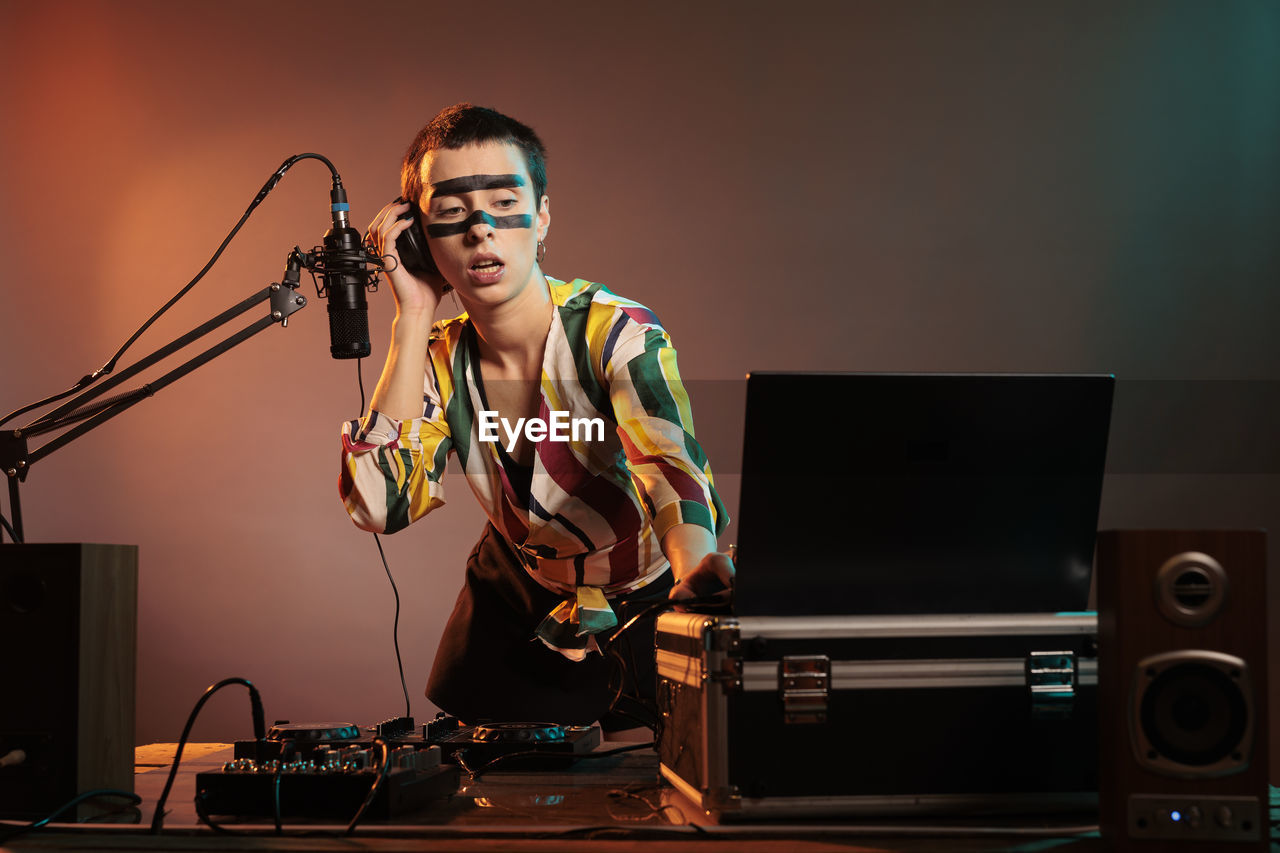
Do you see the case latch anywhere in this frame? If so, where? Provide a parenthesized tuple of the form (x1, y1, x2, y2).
(705, 624, 743, 693)
(779, 655, 830, 724)
(707, 624, 741, 654)
(1025, 650, 1077, 719)
(709, 657, 743, 692)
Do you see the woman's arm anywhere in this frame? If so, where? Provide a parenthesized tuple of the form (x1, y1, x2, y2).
(366, 199, 447, 420)
(339, 200, 455, 533)
(368, 310, 434, 420)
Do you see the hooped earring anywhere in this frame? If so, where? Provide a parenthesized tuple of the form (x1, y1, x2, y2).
(536, 240, 547, 264)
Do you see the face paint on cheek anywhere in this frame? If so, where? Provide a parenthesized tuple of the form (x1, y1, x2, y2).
(426, 208, 533, 237)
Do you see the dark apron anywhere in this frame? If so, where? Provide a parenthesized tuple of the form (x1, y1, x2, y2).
(425, 524, 673, 729)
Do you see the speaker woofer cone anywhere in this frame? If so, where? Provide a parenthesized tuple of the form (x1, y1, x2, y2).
(1131, 650, 1252, 778)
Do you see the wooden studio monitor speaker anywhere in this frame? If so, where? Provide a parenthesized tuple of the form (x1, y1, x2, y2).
(1096, 530, 1269, 849)
(0, 543, 137, 820)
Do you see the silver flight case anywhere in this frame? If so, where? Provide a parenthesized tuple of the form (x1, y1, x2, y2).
(655, 610, 1098, 821)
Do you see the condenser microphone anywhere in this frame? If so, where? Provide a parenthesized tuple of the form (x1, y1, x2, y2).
(320, 181, 372, 359)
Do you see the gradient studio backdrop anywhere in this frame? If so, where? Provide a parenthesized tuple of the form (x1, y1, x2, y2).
(1, 0, 1277, 774)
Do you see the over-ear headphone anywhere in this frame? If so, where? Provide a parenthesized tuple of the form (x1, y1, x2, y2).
(392, 197, 452, 291)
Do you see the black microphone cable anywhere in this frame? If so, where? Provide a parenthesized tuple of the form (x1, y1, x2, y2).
(600, 594, 731, 737)
(355, 359, 412, 721)
(0, 790, 142, 843)
(149, 677, 266, 835)
(373, 533, 411, 721)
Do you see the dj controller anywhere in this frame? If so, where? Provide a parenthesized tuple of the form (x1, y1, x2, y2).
(195, 715, 601, 819)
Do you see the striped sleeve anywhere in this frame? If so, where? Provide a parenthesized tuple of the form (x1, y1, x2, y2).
(338, 357, 453, 534)
(606, 313, 727, 542)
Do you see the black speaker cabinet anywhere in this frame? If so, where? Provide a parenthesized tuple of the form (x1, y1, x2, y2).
(0, 543, 137, 820)
(1096, 530, 1269, 849)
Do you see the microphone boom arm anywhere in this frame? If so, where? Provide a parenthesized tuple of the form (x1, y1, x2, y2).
(1, 257, 309, 544)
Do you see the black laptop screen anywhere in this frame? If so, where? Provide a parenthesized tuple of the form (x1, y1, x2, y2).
(732, 372, 1114, 616)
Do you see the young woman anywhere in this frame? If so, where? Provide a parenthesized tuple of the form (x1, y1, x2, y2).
(341, 103, 732, 727)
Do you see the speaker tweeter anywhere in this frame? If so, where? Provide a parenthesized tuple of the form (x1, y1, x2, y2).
(1154, 551, 1227, 627)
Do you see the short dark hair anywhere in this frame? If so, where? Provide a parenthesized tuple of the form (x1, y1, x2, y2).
(401, 103, 548, 208)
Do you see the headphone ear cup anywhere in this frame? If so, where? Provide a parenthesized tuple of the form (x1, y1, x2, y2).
(393, 202, 445, 288)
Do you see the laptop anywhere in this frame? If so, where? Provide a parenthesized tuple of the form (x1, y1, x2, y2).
(732, 372, 1114, 616)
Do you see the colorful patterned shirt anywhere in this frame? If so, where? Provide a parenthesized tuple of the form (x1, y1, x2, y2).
(339, 277, 727, 655)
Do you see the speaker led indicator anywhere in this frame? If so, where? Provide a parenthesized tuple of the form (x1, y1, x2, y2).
(1129, 795, 1260, 842)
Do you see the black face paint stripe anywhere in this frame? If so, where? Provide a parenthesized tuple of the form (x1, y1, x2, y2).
(426, 209, 533, 237)
(429, 173, 525, 196)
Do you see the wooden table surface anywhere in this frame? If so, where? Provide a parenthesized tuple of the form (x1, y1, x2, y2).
(0, 740, 1214, 852)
